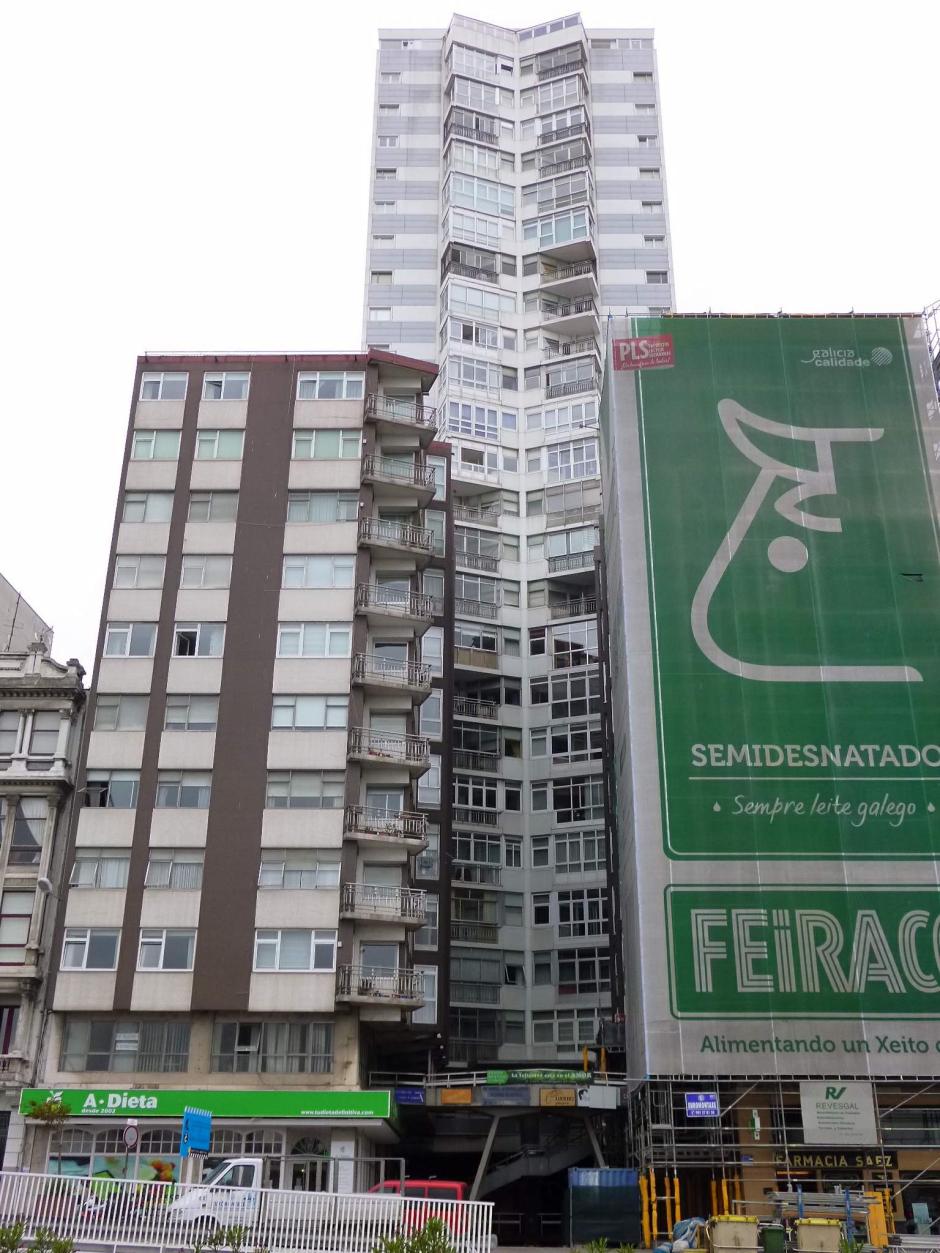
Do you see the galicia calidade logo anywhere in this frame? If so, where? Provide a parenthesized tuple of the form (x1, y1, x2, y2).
(801, 346, 893, 368)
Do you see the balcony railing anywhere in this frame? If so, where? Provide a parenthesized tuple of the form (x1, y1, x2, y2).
(455, 597, 499, 620)
(336, 965, 424, 1003)
(341, 883, 426, 923)
(451, 921, 499, 944)
(451, 980, 500, 1004)
(453, 503, 501, 524)
(549, 596, 598, 619)
(538, 121, 590, 146)
(539, 155, 590, 178)
(445, 122, 498, 146)
(541, 298, 598, 320)
(545, 376, 600, 399)
(543, 338, 598, 363)
(444, 260, 501, 285)
(454, 646, 499, 670)
(453, 862, 502, 886)
(455, 549, 499, 572)
(358, 516, 433, 554)
(453, 749, 501, 773)
(344, 805, 428, 843)
(454, 697, 499, 720)
(540, 261, 596, 285)
(536, 57, 586, 81)
(347, 727, 431, 768)
(548, 550, 595, 574)
(355, 584, 434, 621)
(366, 394, 437, 430)
(351, 653, 431, 691)
(361, 453, 435, 491)
(452, 806, 499, 827)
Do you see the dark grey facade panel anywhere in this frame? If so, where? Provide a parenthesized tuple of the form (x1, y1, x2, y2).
(365, 322, 437, 343)
(380, 149, 442, 167)
(589, 51, 655, 71)
(383, 117, 442, 135)
(369, 216, 440, 233)
(378, 85, 442, 104)
(378, 50, 443, 71)
(601, 285, 672, 305)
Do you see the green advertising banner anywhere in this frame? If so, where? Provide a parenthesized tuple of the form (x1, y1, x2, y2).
(630, 318, 940, 859)
(20, 1088, 392, 1119)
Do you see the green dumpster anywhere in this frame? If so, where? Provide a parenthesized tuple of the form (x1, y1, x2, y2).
(762, 1224, 786, 1253)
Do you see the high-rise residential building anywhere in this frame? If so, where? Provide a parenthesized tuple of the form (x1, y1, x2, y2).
(363, 14, 673, 1066)
(0, 595, 85, 1168)
(27, 352, 452, 1181)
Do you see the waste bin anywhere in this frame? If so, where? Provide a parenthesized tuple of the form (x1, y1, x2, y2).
(792, 1219, 841, 1253)
(761, 1224, 786, 1253)
(710, 1215, 760, 1253)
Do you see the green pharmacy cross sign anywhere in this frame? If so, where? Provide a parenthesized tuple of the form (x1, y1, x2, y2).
(631, 317, 940, 859)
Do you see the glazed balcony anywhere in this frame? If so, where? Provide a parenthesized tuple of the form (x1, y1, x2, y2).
(536, 49, 587, 81)
(361, 453, 436, 503)
(341, 883, 427, 927)
(347, 727, 431, 773)
(343, 805, 428, 851)
(351, 653, 431, 699)
(451, 980, 500, 1004)
(365, 394, 437, 443)
(455, 548, 499, 573)
(453, 862, 502, 887)
(539, 260, 598, 299)
(542, 337, 599, 364)
(335, 965, 424, 1006)
(452, 806, 499, 827)
(539, 154, 591, 179)
(453, 501, 501, 525)
(355, 584, 434, 629)
(538, 121, 591, 147)
(450, 921, 499, 944)
(453, 646, 500, 672)
(358, 516, 433, 563)
(444, 120, 499, 146)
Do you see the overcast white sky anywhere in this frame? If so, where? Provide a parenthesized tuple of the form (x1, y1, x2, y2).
(1, 0, 937, 667)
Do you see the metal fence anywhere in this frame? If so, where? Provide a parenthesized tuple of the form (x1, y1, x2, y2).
(0, 1169, 494, 1253)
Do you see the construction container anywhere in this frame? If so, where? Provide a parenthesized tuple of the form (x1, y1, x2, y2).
(710, 1215, 760, 1253)
(792, 1219, 841, 1253)
(565, 1167, 641, 1245)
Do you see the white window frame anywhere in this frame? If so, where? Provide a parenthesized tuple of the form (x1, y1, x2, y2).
(275, 621, 352, 658)
(131, 430, 181, 461)
(202, 372, 250, 401)
(180, 555, 233, 589)
(113, 554, 166, 590)
(253, 929, 338, 972)
(281, 556, 355, 590)
(296, 371, 365, 401)
(291, 429, 361, 460)
(195, 428, 245, 460)
(173, 622, 225, 658)
(137, 928, 197, 971)
(122, 492, 173, 524)
(103, 622, 156, 658)
(61, 928, 119, 971)
(187, 491, 239, 523)
(163, 694, 219, 731)
(139, 372, 187, 401)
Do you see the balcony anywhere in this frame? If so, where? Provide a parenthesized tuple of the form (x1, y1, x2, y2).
(351, 653, 431, 697)
(540, 297, 599, 336)
(355, 584, 434, 628)
(341, 883, 426, 927)
(549, 595, 598, 619)
(453, 862, 502, 886)
(454, 697, 499, 720)
(545, 503, 601, 528)
(543, 337, 599, 364)
(366, 394, 437, 443)
(451, 980, 500, 1004)
(455, 549, 499, 573)
(344, 805, 428, 851)
(536, 55, 586, 81)
(358, 516, 433, 563)
(545, 376, 600, 400)
(336, 964, 424, 1006)
(361, 453, 435, 503)
(451, 921, 499, 944)
(538, 121, 591, 146)
(443, 258, 501, 286)
(444, 121, 498, 146)
(453, 502, 501, 525)
(452, 806, 499, 827)
(539, 261, 598, 299)
(347, 728, 431, 773)
(0, 1054, 28, 1086)
(455, 597, 499, 621)
(548, 550, 595, 575)
(454, 646, 499, 671)
(453, 749, 500, 773)
(539, 154, 591, 179)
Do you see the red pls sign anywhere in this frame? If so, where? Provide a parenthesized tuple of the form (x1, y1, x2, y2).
(613, 335, 674, 370)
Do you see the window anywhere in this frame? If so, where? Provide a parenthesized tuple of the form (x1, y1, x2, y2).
(553, 620, 598, 668)
(422, 628, 444, 676)
(103, 622, 156, 658)
(446, 283, 515, 320)
(131, 430, 181, 460)
(412, 967, 438, 1025)
(137, 929, 196, 971)
(380, 72, 400, 83)
(418, 755, 441, 807)
(84, 771, 139, 809)
(415, 892, 439, 948)
(70, 851, 130, 889)
(370, 307, 392, 321)
(0, 891, 33, 964)
(522, 208, 590, 248)
(286, 490, 358, 523)
(122, 492, 173, 523)
(555, 829, 606, 874)
(644, 234, 665, 246)
(203, 372, 249, 401)
(196, 428, 245, 460)
(547, 437, 598, 483)
(212, 1020, 333, 1072)
(145, 851, 204, 890)
(379, 104, 399, 114)
(646, 270, 668, 284)
(420, 691, 442, 739)
(533, 1008, 601, 1047)
(416, 829, 439, 880)
(271, 695, 348, 730)
(27, 711, 60, 757)
(0, 712, 19, 757)
(9, 798, 45, 864)
(377, 135, 398, 148)
(60, 1019, 190, 1071)
(446, 401, 516, 441)
(93, 694, 149, 731)
(140, 372, 187, 401)
(553, 777, 604, 825)
(443, 173, 514, 218)
(253, 929, 337, 972)
(265, 771, 344, 809)
(61, 929, 120, 970)
(532, 892, 551, 926)
(276, 621, 351, 658)
(641, 200, 663, 213)
(155, 771, 212, 808)
(375, 168, 397, 181)
(374, 200, 395, 213)
(187, 491, 239, 522)
(531, 670, 602, 719)
(296, 371, 365, 401)
(173, 622, 225, 657)
(281, 555, 354, 589)
(558, 887, 609, 937)
(636, 102, 656, 113)
(292, 429, 360, 460)
(164, 694, 218, 731)
(180, 555, 232, 589)
(258, 851, 341, 888)
(113, 554, 166, 589)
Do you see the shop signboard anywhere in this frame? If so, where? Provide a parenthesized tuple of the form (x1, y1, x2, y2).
(800, 1082, 877, 1144)
(603, 315, 940, 1077)
(773, 1150, 897, 1170)
(20, 1088, 392, 1119)
(439, 1088, 473, 1106)
(480, 1086, 530, 1106)
(394, 1088, 425, 1106)
(541, 1088, 577, 1108)
(487, 1069, 589, 1085)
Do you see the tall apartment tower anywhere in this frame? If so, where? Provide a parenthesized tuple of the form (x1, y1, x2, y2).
(31, 353, 451, 1179)
(363, 14, 674, 1064)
